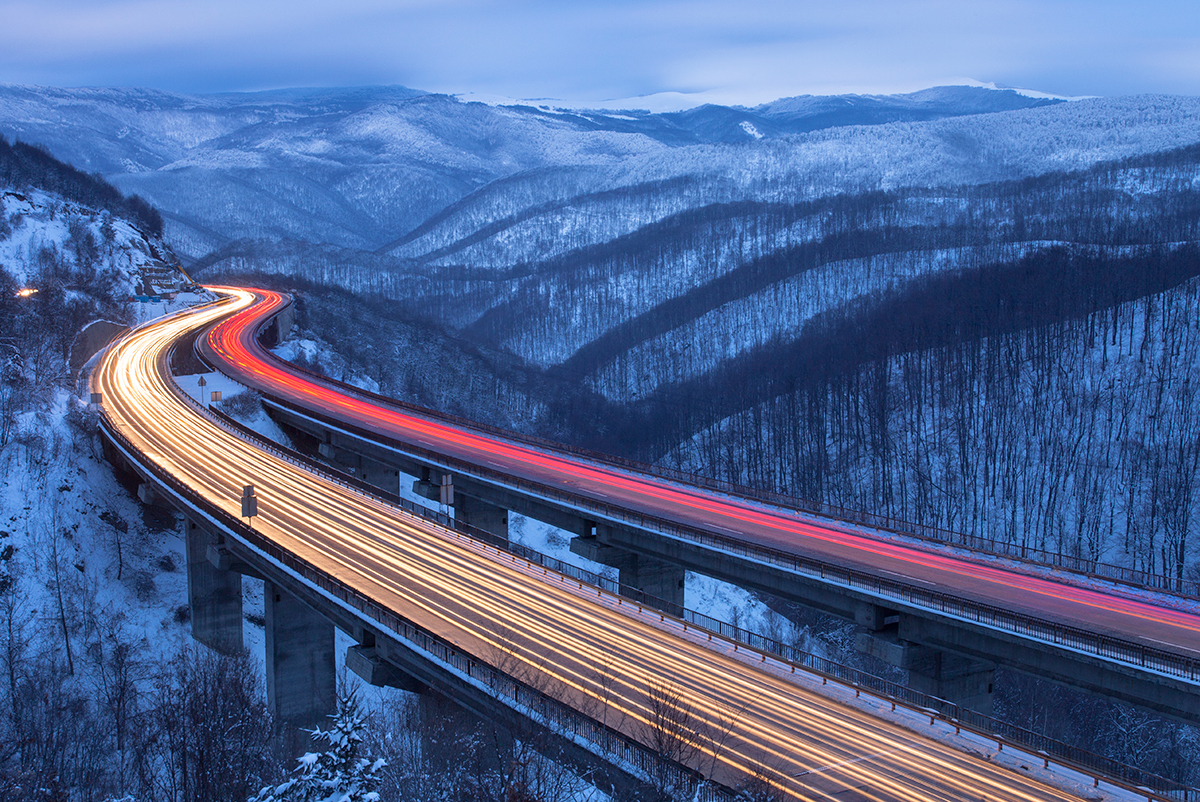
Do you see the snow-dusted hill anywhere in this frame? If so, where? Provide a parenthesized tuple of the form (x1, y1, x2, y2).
(0, 83, 1073, 260)
(384, 95, 1200, 267)
(1, 188, 176, 293)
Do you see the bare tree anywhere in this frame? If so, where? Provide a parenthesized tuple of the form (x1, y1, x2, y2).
(639, 679, 705, 799)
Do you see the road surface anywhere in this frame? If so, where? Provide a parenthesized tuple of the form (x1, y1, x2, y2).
(91, 287, 1111, 799)
(199, 287, 1200, 667)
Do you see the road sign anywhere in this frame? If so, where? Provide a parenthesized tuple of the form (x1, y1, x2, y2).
(241, 484, 258, 518)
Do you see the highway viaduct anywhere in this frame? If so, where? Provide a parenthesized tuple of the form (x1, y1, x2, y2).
(84, 301, 727, 800)
(250, 384, 1200, 728)
(101, 414, 711, 801)
(194, 292, 1200, 725)
(84, 288, 1200, 801)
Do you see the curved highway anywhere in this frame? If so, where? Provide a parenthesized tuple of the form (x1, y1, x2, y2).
(92, 288, 1110, 799)
(200, 287, 1200, 665)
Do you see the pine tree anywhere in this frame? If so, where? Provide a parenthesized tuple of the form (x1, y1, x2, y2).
(251, 692, 386, 802)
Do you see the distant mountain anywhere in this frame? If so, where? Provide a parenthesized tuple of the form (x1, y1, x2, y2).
(665, 85, 1063, 143)
(754, 85, 1063, 127)
(0, 83, 1083, 263)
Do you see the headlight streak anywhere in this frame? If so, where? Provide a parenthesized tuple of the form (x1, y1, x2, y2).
(94, 289, 1100, 801)
(199, 288, 1200, 663)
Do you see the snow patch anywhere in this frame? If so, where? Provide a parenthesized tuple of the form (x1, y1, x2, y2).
(739, 120, 764, 139)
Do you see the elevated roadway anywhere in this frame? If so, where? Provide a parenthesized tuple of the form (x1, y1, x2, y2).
(196, 287, 1200, 723)
(91, 287, 1126, 800)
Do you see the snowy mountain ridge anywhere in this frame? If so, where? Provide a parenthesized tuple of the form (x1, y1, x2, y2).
(0, 82, 1076, 261)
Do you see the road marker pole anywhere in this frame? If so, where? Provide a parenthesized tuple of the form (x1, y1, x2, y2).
(241, 483, 258, 530)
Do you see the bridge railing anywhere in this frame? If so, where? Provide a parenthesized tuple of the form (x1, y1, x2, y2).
(247, 307, 1197, 600)
(98, 413, 733, 802)
(259, 394, 1200, 691)
(199, 401, 1198, 802)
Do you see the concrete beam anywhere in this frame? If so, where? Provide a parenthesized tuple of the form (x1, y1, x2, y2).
(857, 632, 996, 714)
(265, 581, 336, 730)
(185, 517, 244, 654)
(270, 405, 590, 533)
(346, 644, 424, 693)
(572, 535, 685, 612)
(897, 613, 1200, 724)
(137, 482, 168, 509)
(206, 543, 265, 579)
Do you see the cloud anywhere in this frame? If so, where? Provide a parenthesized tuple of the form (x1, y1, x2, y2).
(0, 0, 1198, 101)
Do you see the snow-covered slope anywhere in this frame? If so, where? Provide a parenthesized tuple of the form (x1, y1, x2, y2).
(1, 187, 176, 293)
(384, 95, 1200, 267)
(0, 83, 1078, 260)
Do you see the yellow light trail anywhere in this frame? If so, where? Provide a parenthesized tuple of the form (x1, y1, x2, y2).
(93, 288, 1100, 801)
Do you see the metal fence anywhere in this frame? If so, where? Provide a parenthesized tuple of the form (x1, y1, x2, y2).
(193, 402, 1198, 802)
(260, 321, 1198, 601)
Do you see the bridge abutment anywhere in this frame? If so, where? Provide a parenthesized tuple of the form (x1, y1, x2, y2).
(265, 580, 336, 730)
(185, 516, 244, 654)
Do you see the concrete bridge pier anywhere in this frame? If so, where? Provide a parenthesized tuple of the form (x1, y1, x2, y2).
(857, 632, 996, 714)
(571, 533, 686, 613)
(453, 493, 509, 539)
(413, 469, 510, 539)
(317, 442, 400, 495)
(184, 517, 244, 654)
(265, 581, 336, 730)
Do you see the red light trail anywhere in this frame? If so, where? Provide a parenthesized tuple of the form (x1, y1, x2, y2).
(202, 286, 1200, 656)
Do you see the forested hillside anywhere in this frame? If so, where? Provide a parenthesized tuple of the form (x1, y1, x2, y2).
(6, 82, 1200, 792)
(175, 96, 1200, 595)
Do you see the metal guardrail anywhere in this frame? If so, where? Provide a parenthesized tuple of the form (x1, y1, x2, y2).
(246, 300, 1197, 601)
(261, 393, 1200, 690)
(98, 414, 732, 802)
(104, 392, 1196, 802)
(202, 403, 1199, 802)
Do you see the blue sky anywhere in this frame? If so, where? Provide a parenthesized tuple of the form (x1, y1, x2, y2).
(1, 0, 1198, 105)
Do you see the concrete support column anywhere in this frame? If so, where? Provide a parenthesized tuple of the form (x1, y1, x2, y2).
(265, 581, 336, 730)
(185, 517, 243, 654)
(412, 470, 510, 539)
(906, 651, 996, 715)
(318, 442, 399, 494)
(856, 633, 996, 714)
(571, 535, 685, 613)
(453, 493, 509, 539)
